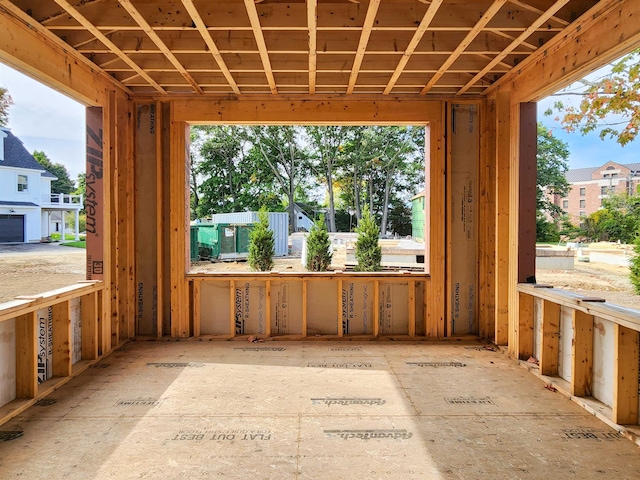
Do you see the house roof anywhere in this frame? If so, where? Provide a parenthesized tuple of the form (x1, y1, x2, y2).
(0, 200, 39, 207)
(566, 162, 640, 183)
(0, 128, 57, 178)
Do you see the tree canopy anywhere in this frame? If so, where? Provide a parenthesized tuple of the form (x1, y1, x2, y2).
(0, 86, 12, 127)
(33, 150, 75, 194)
(547, 48, 640, 146)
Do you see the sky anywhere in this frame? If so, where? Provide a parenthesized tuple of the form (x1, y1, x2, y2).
(0, 56, 638, 179)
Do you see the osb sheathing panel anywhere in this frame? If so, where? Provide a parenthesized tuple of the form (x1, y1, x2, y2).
(270, 281, 303, 336)
(199, 282, 231, 336)
(306, 281, 339, 336)
(378, 282, 409, 335)
(0, 318, 16, 406)
(449, 103, 479, 336)
(340, 280, 374, 336)
(135, 103, 159, 336)
(85, 107, 105, 281)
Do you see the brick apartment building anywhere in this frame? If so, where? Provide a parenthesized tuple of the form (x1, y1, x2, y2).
(553, 161, 640, 225)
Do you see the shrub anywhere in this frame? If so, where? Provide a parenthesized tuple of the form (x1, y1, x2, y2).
(306, 216, 332, 271)
(354, 206, 381, 272)
(248, 207, 275, 271)
(630, 233, 640, 294)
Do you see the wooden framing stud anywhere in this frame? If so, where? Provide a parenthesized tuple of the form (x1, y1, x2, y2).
(81, 292, 99, 361)
(612, 324, 639, 425)
(408, 280, 416, 337)
(571, 310, 593, 397)
(539, 299, 560, 376)
(51, 301, 72, 378)
(15, 312, 37, 399)
(517, 292, 534, 360)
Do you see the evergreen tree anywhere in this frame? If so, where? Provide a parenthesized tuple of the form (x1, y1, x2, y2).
(248, 207, 275, 271)
(305, 216, 332, 271)
(354, 206, 381, 272)
(630, 233, 640, 294)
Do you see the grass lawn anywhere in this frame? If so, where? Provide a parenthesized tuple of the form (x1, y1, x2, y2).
(60, 241, 86, 249)
(50, 233, 85, 241)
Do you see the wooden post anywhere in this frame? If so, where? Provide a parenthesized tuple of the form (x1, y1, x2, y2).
(479, 97, 496, 341)
(612, 324, 639, 425)
(302, 280, 308, 337)
(571, 310, 593, 397)
(373, 280, 380, 337)
(107, 90, 119, 347)
(539, 300, 560, 376)
(81, 292, 99, 360)
(15, 312, 37, 399)
(518, 103, 537, 284)
(408, 279, 416, 337)
(265, 280, 272, 337)
(517, 292, 534, 360)
(425, 113, 446, 338)
(229, 280, 236, 337)
(338, 278, 344, 337)
(169, 114, 190, 337)
(52, 301, 72, 377)
(192, 279, 201, 338)
(494, 89, 510, 345)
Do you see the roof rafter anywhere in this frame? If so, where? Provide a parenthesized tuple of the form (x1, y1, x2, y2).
(181, 0, 241, 95)
(244, 0, 278, 94)
(458, 0, 571, 95)
(347, 0, 381, 94)
(307, 0, 317, 94)
(50, 0, 165, 93)
(508, 0, 570, 26)
(383, 0, 443, 95)
(490, 29, 537, 50)
(420, 0, 508, 95)
(117, 0, 203, 94)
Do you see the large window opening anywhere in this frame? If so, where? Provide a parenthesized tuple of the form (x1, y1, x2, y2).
(0, 62, 86, 303)
(187, 124, 427, 274)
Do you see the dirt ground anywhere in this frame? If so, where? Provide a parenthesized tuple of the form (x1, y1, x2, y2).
(1, 243, 639, 312)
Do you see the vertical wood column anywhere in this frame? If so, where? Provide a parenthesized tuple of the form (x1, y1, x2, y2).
(495, 90, 511, 346)
(425, 108, 445, 338)
(479, 97, 496, 340)
(15, 312, 37, 399)
(517, 292, 534, 360)
(508, 101, 536, 357)
(612, 325, 639, 424)
(107, 91, 119, 347)
(86, 105, 111, 355)
(52, 301, 72, 377)
(539, 300, 560, 376)
(571, 310, 593, 397)
(81, 292, 99, 360)
(116, 95, 136, 340)
(169, 112, 190, 337)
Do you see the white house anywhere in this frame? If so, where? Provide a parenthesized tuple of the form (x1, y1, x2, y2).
(0, 127, 83, 243)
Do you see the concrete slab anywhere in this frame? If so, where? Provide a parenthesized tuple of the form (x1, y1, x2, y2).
(1, 341, 639, 479)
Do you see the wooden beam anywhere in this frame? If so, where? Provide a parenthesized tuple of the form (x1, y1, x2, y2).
(507, 0, 570, 26)
(489, 29, 537, 51)
(487, 0, 640, 102)
(307, 0, 317, 94)
(383, 0, 442, 95)
(495, 90, 510, 345)
(244, 0, 278, 94)
(539, 299, 560, 375)
(118, 0, 203, 93)
(612, 324, 639, 425)
(169, 116, 191, 337)
(458, 0, 571, 95)
(15, 312, 37, 399)
(173, 96, 443, 125)
(0, 1, 126, 105)
(420, 0, 507, 95)
(50, 0, 166, 93)
(181, 0, 241, 94)
(346, 0, 381, 94)
(571, 309, 593, 397)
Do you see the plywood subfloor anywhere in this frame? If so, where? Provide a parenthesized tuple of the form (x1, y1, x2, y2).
(1, 341, 639, 479)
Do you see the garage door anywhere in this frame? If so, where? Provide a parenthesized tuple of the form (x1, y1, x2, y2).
(0, 214, 24, 242)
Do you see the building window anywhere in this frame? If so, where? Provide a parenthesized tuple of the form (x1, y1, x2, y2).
(17, 174, 28, 192)
(579, 211, 585, 217)
(601, 186, 608, 195)
(579, 199, 585, 208)
(562, 200, 568, 209)
(579, 187, 585, 196)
